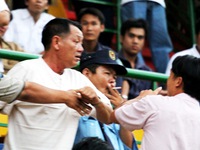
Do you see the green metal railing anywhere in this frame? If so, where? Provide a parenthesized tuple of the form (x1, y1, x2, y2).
(0, 49, 168, 83)
(0, 49, 40, 61)
(0, 123, 7, 127)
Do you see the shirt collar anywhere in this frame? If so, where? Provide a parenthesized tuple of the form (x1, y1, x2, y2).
(21, 9, 34, 20)
(118, 50, 145, 69)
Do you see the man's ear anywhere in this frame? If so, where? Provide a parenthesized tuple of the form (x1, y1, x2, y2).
(100, 24, 105, 32)
(120, 35, 124, 44)
(52, 36, 60, 50)
(82, 68, 92, 77)
(175, 76, 183, 88)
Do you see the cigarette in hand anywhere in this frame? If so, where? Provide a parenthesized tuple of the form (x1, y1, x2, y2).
(112, 87, 121, 90)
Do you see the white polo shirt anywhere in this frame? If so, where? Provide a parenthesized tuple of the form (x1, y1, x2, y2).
(3, 9, 55, 54)
(2, 58, 111, 150)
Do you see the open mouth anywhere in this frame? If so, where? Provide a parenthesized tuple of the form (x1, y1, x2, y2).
(75, 55, 81, 61)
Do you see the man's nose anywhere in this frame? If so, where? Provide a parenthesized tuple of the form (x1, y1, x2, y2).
(77, 43, 84, 52)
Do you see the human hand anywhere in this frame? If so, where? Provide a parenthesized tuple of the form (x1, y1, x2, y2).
(105, 85, 124, 108)
(122, 87, 162, 105)
(65, 90, 92, 116)
(159, 89, 168, 96)
(75, 86, 101, 106)
(139, 87, 162, 98)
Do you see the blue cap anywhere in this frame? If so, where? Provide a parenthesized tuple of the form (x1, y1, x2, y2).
(80, 49, 127, 75)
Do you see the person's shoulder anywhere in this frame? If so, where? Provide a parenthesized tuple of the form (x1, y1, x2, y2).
(64, 68, 82, 74)
(98, 43, 112, 51)
(11, 8, 27, 16)
(17, 58, 42, 66)
(7, 58, 40, 73)
(136, 60, 152, 71)
(172, 46, 196, 59)
(64, 68, 88, 78)
(102, 45, 111, 50)
(41, 12, 55, 20)
(143, 94, 177, 107)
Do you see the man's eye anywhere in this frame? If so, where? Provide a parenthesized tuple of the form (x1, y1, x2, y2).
(91, 22, 98, 26)
(106, 72, 111, 76)
(138, 36, 145, 40)
(81, 22, 88, 26)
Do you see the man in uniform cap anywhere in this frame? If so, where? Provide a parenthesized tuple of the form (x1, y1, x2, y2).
(75, 49, 138, 150)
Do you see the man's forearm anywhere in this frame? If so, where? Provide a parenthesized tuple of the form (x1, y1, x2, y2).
(18, 82, 67, 103)
(93, 101, 113, 124)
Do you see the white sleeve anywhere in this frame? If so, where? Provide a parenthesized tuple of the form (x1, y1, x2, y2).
(0, 75, 24, 103)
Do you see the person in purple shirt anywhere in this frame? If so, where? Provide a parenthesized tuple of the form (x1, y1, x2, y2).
(110, 55, 200, 150)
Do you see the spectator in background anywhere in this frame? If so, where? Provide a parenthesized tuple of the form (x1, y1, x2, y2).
(118, 19, 152, 99)
(165, 20, 200, 75)
(12, 0, 52, 10)
(1, 18, 112, 150)
(109, 55, 200, 150)
(121, 0, 173, 73)
(3, 0, 54, 54)
(77, 7, 111, 53)
(0, 0, 8, 73)
(77, 7, 127, 93)
(71, 0, 115, 47)
(0, 5, 24, 73)
(75, 49, 138, 150)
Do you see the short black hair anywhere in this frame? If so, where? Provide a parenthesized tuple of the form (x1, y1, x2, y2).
(72, 137, 113, 150)
(77, 7, 105, 24)
(42, 18, 81, 50)
(172, 55, 200, 101)
(80, 64, 100, 73)
(120, 18, 148, 38)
